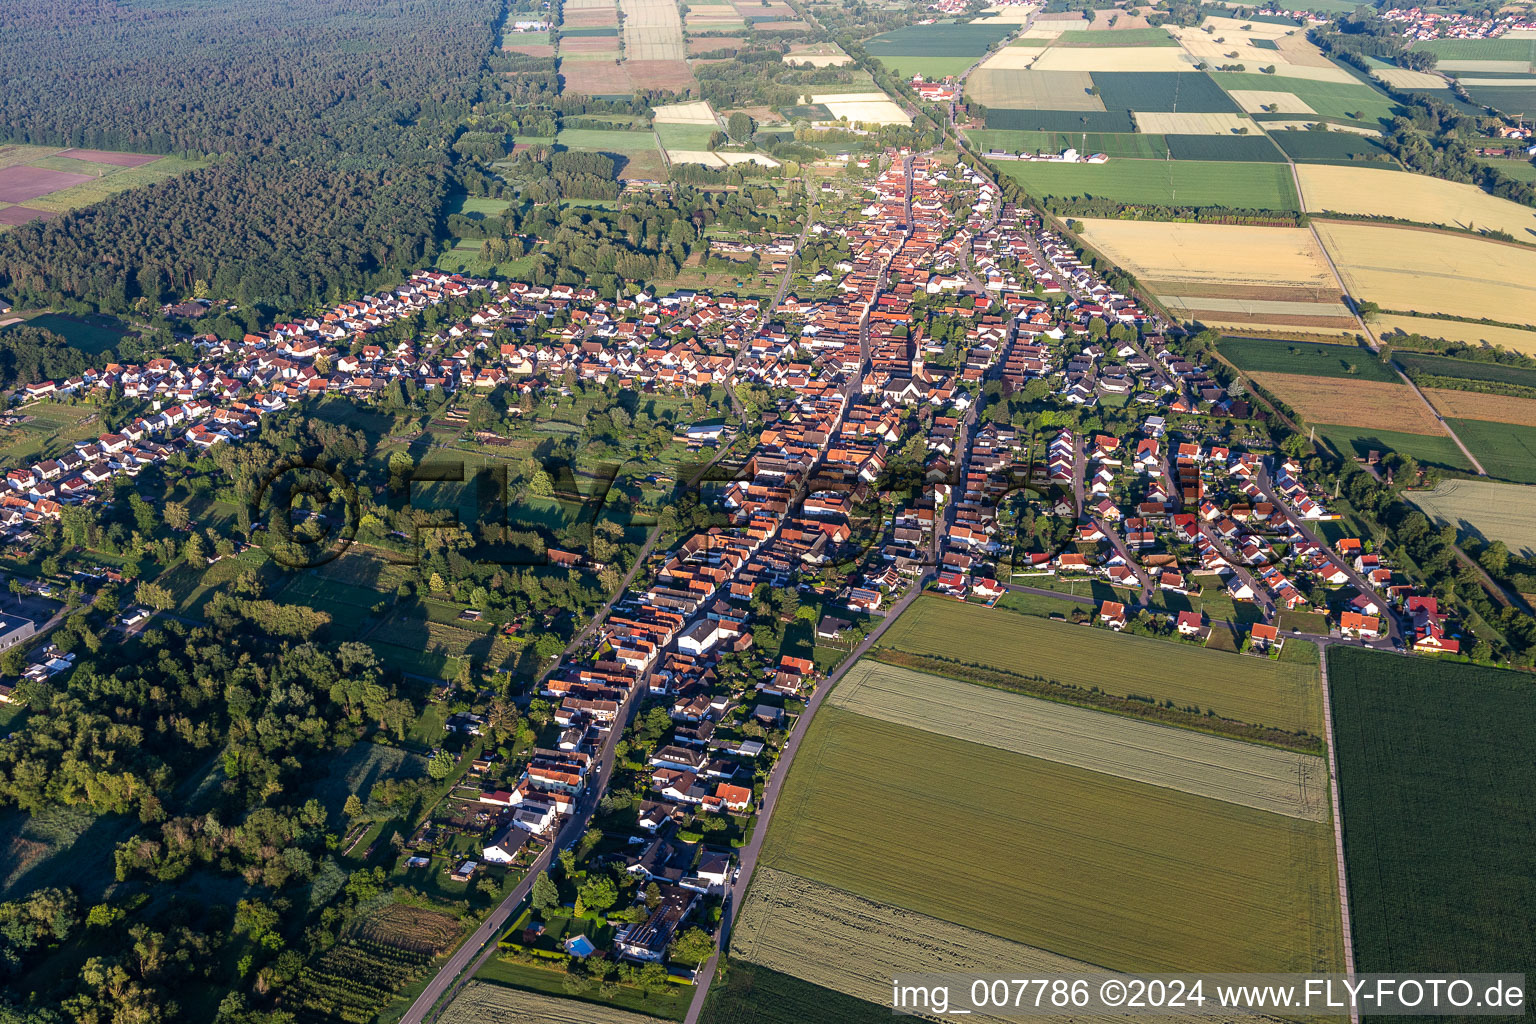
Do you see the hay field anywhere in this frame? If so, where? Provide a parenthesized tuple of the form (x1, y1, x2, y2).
(1133, 111, 1254, 133)
(1214, 62, 1361, 84)
(1030, 45, 1196, 72)
(1298, 165, 1536, 239)
(785, 42, 851, 67)
(441, 982, 669, 1024)
(1424, 388, 1536, 426)
(1202, 15, 1298, 38)
(1250, 373, 1446, 434)
(1440, 60, 1534, 73)
(1314, 220, 1536, 326)
(1375, 314, 1536, 355)
(812, 92, 912, 125)
(966, 69, 1103, 109)
(651, 100, 716, 124)
(734, 868, 1213, 1024)
(1075, 219, 1337, 291)
(832, 660, 1328, 819)
(877, 596, 1323, 735)
(763, 707, 1345, 974)
(974, 44, 1047, 71)
(1407, 479, 1536, 556)
(620, 0, 685, 60)
(1373, 67, 1447, 90)
(1230, 89, 1316, 113)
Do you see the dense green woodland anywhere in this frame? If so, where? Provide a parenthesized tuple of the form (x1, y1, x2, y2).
(0, 0, 499, 311)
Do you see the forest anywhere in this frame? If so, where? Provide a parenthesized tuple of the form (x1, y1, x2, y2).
(0, 0, 501, 312)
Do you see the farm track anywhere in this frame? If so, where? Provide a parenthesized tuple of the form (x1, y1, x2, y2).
(1286, 158, 1487, 474)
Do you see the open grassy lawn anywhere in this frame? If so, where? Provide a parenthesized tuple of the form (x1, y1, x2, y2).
(555, 128, 660, 154)
(1445, 418, 1536, 484)
(1328, 647, 1536, 983)
(7, 312, 132, 355)
(995, 158, 1299, 210)
(870, 54, 979, 79)
(877, 596, 1323, 735)
(308, 742, 426, 825)
(1214, 72, 1400, 125)
(762, 706, 1344, 974)
(1313, 423, 1475, 473)
(1218, 337, 1395, 380)
(473, 958, 689, 1021)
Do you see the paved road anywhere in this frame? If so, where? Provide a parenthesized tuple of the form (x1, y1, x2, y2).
(1198, 521, 1277, 621)
(402, 678, 645, 1023)
(681, 563, 934, 1024)
(1255, 467, 1400, 646)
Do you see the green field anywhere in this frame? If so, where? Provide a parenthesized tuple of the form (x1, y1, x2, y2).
(863, 22, 1013, 57)
(1214, 72, 1400, 124)
(700, 960, 887, 1024)
(1313, 424, 1476, 472)
(1458, 83, 1536, 115)
(654, 122, 719, 151)
(1482, 158, 1536, 181)
(6, 312, 130, 356)
(1164, 133, 1286, 162)
(1328, 647, 1536, 985)
(1054, 27, 1178, 46)
(554, 128, 660, 154)
(1093, 72, 1240, 113)
(447, 194, 514, 219)
(877, 596, 1323, 735)
(996, 157, 1299, 209)
(1218, 337, 1396, 380)
(473, 960, 688, 1021)
(1446, 418, 1536, 483)
(870, 55, 980, 80)
(1412, 37, 1536, 63)
(1268, 128, 1394, 164)
(763, 706, 1344, 973)
(1397, 352, 1536, 390)
(968, 128, 1169, 158)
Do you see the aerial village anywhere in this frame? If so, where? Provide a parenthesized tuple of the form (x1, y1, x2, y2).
(0, 148, 1465, 971)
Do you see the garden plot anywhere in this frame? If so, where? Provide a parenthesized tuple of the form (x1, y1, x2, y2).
(1134, 111, 1253, 133)
(1298, 164, 1536, 240)
(831, 660, 1328, 820)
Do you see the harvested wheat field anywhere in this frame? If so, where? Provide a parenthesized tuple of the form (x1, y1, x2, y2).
(1314, 221, 1536, 326)
(733, 868, 1205, 1024)
(1299, 165, 1536, 240)
(812, 92, 912, 125)
(559, 35, 620, 54)
(1251, 374, 1447, 434)
(1376, 314, 1536, 356)
(651, 100, 716, 124)
(1407, 479, 1536, 556)
(1134, 111, 1255, 133)
(621, 0, 685, 61)
(1373, 67, 1447, 90)
(1075, 219, 1341, 298)
(974, 44, 1049, 71)
(441, 982, 669, 1024)
(1031, 45, 1196, 72)
(832, 660, 1328, 819)
(967, 68, 1101, 108)
(1229, 89, 1317, 114)
(1425, 388, 1536, 426)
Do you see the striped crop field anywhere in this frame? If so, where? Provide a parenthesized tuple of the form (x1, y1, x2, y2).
(876, 596, 1323, 736)
(830, 660, 1328, 819)
(734, 868, 1215, 1024)
(441, 981, 671, 1024)
(762, 707, 1345, 974)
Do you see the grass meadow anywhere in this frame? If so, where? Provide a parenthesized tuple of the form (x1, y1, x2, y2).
(1329, 647, 1536, 984)
(876, 596, 1323, 735)
(761, 707, 1345, 974)
(995, 158, 1299, 209)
